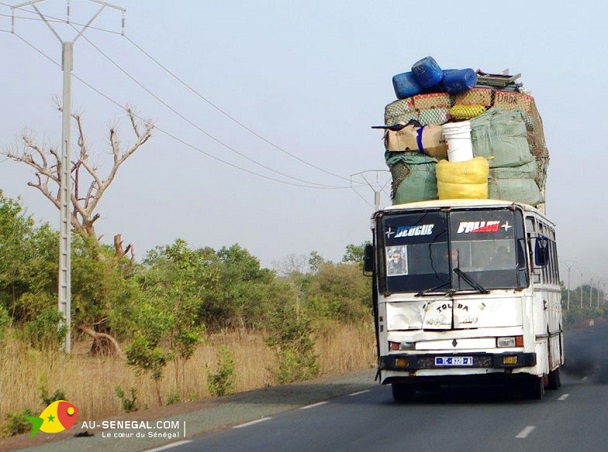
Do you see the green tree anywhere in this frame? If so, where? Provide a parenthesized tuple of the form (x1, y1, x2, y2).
(0, 191, 58, 323)
(72, 236, 143, 343)
(306, 262, 370, 320)
(0, 191, 141, 352)
(342, 242, 369, 267)
(265, 295, 319, 385)
(137, 239, 216, 397)
(308, 251, 326, 274)
(201, 244, 275, 330)
(125, 296, 175, 405)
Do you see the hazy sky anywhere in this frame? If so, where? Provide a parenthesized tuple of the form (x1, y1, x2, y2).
(0, 0, 605, 287)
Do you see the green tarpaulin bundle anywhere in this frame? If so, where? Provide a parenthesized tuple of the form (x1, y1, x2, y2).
(385, 151, 437, 204)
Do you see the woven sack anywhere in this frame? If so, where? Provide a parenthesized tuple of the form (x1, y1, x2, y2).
(489, 178, 544, 206)
(470, 108, 534, 168)
(386, 152, 438, 204)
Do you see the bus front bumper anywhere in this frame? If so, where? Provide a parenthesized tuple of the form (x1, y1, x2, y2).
(380, 352, 536, 372)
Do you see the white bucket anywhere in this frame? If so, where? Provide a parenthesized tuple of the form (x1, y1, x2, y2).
(442, 121, 473, 162)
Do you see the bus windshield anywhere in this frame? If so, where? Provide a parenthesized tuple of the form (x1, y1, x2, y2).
(380, 208, 528, 294)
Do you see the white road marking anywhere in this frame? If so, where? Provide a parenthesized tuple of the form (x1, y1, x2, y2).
(516, 425, 536, 438)
(233, 417, 271, 429)
(300, 401, 328, 410)
(348, 390, 371, 397)
(558, 393, 570, 401)
(146, 441, 193, 451)
(582, 376, 588, 381)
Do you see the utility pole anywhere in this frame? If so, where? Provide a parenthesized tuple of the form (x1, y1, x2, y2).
(562, 261, 577, 311)
(11, 0, 126, 353)
(580, 269, 584, 309)
(350, 170, 391, 212)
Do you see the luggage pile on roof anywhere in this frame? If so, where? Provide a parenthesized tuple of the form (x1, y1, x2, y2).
(377, 56, 549, 211)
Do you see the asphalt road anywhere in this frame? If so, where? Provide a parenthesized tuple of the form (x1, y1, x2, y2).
(174, 375, 608, 452)
(8, 322, 608, 452)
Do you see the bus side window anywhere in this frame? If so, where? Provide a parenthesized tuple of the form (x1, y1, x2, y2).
(535, 236, 549, 267)
(526, 216, 541, 283)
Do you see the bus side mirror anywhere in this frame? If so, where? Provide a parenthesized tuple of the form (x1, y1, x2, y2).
(363, 244, 375, 273)
(534, 236, 549, 267)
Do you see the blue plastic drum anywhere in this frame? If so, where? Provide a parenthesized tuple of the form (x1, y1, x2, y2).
(441, 68, 478, 94)
(411, 56, 444, 89)
(392, 71, 422, 99)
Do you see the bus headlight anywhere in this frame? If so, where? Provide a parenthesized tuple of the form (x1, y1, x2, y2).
(389, 341, 415, 351)
(496, 335, 523, 348)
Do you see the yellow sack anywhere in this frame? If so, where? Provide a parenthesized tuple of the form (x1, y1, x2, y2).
(449, 104, 486, 119)
(436, 157, 489, 199)
(437, 180, 489, 199)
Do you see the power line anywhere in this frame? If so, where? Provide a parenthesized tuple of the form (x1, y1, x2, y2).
(10, 31, 351, 190)
(77, 30, 349, 189)
(123, 34, 352, 183)
(0, 2, 123, 34)
(1, 3, 355, 186)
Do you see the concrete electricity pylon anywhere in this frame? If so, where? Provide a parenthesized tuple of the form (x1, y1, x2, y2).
(350, 170, 391, 212)
(11, 0, 125, 353)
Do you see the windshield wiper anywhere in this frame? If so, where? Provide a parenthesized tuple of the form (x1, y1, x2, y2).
(453, 268, 489, 294)
(416, 281, 451, 297)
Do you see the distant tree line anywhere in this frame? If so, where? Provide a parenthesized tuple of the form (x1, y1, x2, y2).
(561, 283, 608, 328)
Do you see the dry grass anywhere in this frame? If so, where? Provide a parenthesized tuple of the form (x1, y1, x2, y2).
(0, 320, 375, 424)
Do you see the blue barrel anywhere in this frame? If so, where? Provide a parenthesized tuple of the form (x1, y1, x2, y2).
(441, 68, 478, 94)
(392, 71, 422, 99)
(411, 56, 444, 89)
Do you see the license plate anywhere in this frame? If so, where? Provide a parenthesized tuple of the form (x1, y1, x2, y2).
(435, 356, 473, 366)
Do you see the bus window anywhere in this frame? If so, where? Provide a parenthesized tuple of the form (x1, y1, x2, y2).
(379, 207, 529, 294)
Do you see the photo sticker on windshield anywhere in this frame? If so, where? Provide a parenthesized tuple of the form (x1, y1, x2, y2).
(386, 246, 408, 276)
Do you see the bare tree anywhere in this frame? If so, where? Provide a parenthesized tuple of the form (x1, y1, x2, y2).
(272, 253, 310, 277)
(3, 104, 154, 260)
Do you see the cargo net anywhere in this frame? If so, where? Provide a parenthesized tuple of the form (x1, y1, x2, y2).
(527, 100, 549, 196)
(383, 87, 550, 201)
(389, 160, 410, 196)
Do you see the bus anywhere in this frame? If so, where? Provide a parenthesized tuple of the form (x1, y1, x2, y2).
(363, 198, 563, 400)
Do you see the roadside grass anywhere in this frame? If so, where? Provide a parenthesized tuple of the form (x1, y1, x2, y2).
(0, 320, 375, 426)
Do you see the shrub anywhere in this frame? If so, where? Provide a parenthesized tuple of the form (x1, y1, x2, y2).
(23, 307, 67, 351)
(265, 303, 319, 385)
(1, 408, 34, 438)
(115, 386, 139, 413)
(206, 345, 236, 397)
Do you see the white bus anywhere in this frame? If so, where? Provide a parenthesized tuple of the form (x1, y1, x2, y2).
(364, 199, 563, 400)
